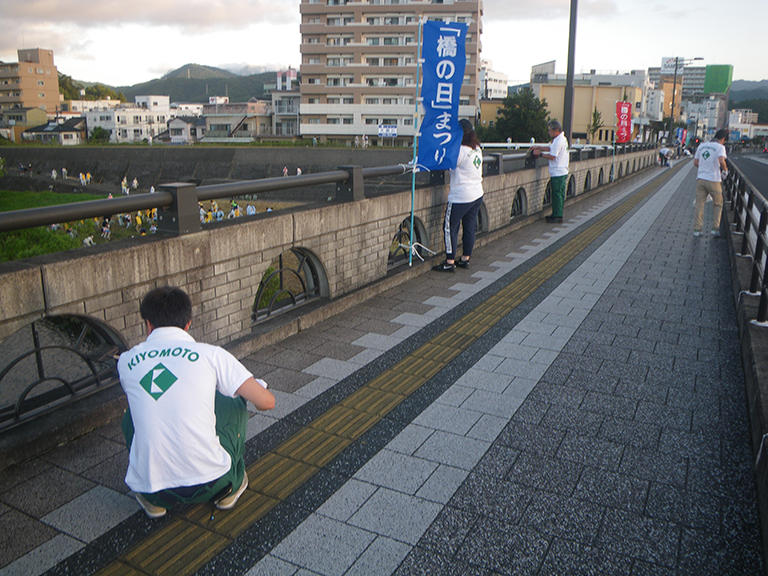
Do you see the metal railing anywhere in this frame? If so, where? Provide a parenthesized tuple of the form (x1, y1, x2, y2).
(725, 159, 768, 322)
(0, 142, 653, 236)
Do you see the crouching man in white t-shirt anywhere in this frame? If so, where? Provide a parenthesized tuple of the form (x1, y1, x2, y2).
(118, 286, 275, 518)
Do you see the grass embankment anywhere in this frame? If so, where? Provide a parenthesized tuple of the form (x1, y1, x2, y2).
(0, 190, 301, 262)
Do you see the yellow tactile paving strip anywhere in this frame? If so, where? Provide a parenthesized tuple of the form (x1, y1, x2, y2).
(97, 167, 678, 575)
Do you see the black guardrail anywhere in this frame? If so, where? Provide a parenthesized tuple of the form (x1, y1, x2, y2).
(725, 159, 768, 322)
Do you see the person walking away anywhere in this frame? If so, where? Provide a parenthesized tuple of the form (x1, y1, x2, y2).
(531, 120, 569, 222)
(117, 286, 275, 518)
(693, 128, 728, 238)
(433, 119, 484, 272)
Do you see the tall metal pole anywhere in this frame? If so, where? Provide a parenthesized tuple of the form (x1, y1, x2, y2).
(562, 0, 578, 144)
(668, 57, 679, 144)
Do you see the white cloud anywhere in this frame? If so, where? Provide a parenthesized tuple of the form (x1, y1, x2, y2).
(1, 0, 298, 28)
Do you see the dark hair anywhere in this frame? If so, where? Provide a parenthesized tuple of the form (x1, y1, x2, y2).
(140, 286, 192, 329)
(714, 128, 728, 142)
(547, 120, 562, 132)
(459, 118, 481, 149)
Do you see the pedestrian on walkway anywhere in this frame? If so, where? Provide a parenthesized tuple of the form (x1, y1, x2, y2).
(531, 120, 569, 223)
(117, 286, 275, 518)
(433, 119, 484, 272)
(693, 128, 728, 237)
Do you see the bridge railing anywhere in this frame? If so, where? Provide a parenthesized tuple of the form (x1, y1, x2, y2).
(0, 143, 652, 236)
(725, 159, 768, 322)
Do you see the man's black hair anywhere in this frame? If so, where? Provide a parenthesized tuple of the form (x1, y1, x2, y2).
(714, 128, 729, 142)
(140, 286, 192, 329)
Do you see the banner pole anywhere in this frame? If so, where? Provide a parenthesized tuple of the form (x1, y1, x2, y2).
(409, 18, 423, 267)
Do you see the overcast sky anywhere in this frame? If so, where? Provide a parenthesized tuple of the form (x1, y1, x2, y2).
(0, 0, 764, 87)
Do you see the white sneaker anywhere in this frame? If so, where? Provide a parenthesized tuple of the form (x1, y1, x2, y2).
(135, 493, 167, 518)
(215, 472, 248, 510)
(710, 230, 721, 237)
(693, 231, 702, 237)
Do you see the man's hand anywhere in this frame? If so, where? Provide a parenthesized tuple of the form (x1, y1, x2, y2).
(236, 377, 275, 411)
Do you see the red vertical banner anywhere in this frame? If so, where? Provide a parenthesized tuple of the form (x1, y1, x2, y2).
(616, 101, 632, 143)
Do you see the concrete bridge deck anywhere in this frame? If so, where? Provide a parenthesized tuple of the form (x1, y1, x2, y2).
(0, 160, 764, 575)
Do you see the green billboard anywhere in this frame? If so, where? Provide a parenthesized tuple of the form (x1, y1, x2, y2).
(703, 65, 733, 94)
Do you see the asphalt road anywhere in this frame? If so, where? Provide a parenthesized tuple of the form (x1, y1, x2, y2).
(731, 152, 768, 198)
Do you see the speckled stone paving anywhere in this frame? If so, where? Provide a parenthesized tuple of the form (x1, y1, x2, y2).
(0, 160, 762, 576)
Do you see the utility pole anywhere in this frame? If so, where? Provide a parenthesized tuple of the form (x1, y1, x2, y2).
(562, 0, 578, 144)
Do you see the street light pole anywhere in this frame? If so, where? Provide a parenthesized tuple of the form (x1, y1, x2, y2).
(666, 56, 703, 144)
(562, 0, 578, 144)
(667, 57, 680, 144)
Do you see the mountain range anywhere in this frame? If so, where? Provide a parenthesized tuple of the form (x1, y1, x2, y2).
(81, 64, 768, 104)
(112, 64, 278, 103)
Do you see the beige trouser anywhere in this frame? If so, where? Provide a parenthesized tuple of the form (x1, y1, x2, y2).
(694, 179, 723, 232)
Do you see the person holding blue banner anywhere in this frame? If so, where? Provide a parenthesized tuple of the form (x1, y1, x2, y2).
(531, 120, 569, 223)
(433, 119, 484, 272)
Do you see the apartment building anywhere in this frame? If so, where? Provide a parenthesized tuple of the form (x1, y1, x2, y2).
(84, 96, 170, 143)
(0, 48, 60, 113)
(299, 0, 482, 146)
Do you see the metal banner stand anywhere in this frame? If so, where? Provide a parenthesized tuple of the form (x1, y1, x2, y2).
(405, 18, 436, 266)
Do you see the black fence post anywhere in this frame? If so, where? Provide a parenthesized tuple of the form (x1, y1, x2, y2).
(493, 153, 504, 175)
(750, 209, 768, 293)
(336, 165, 364, 201)
(156, 183, 200, 235)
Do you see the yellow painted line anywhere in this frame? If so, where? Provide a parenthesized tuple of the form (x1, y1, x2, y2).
(96, 168, 677, 576)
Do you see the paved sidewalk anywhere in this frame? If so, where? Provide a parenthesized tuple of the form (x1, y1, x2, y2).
(0, 161, 763, 575)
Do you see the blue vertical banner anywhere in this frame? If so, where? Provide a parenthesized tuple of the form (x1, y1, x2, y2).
(416, 20, 468, 171)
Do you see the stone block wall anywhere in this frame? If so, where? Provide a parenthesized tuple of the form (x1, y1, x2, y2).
(0, 149, 655, 349)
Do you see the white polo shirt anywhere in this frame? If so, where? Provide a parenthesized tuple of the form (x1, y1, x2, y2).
(118, 327, 256, 493)
(547, 132, 569, 177)
(694, 141, 727, 182)
(448, 145, 484, 204)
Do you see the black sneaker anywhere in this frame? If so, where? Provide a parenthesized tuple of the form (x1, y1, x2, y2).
(432, 261, 455, 272)
(456, 259, 470, 269)
(545, 215, 563, 223)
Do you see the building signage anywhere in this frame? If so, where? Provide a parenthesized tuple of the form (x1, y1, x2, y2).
(615, 101, 632, 143)
(378, 124, 397, 138)
(660, 57, 682, 75)
(416, 20, 468, 171)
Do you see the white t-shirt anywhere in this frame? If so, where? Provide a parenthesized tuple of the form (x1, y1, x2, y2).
(694, 141, 727, 182)
(448, 145, 484, 204)
(547, 132, 569, 177)
(117, 327, 257, 493)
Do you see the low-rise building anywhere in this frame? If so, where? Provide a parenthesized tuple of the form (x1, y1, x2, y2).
(167, 116, 207, 144)
(84, 95, 170, 143)
(0, 107, 48, 142)
(531, 62, 653, 143)
(201, 99, 272, 142)
(23, 116, 87, 145)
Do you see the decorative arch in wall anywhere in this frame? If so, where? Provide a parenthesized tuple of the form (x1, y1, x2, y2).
(252, 247, 329, 323)
(0, 315, 126, 432)
(389, 216, 430, 269)
(511, 188, 528, 219)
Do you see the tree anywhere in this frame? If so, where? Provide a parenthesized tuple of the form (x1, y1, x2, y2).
(587, 107, 604, 143)
(488, 88, 550, 143)
(90, 127, 111, 143)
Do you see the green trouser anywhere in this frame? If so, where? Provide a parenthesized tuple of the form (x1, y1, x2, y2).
(550, 175, 567, 218)
(121, 393, 247, 508)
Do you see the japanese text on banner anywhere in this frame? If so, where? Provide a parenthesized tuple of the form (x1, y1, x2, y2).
(615, 101, 632, 144)
(416, 21, 467, 171)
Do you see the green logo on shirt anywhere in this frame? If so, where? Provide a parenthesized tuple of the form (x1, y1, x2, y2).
(473, 155, 482, 169)
(139, 363, 177, 400)
(702, 150, 711, 160)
